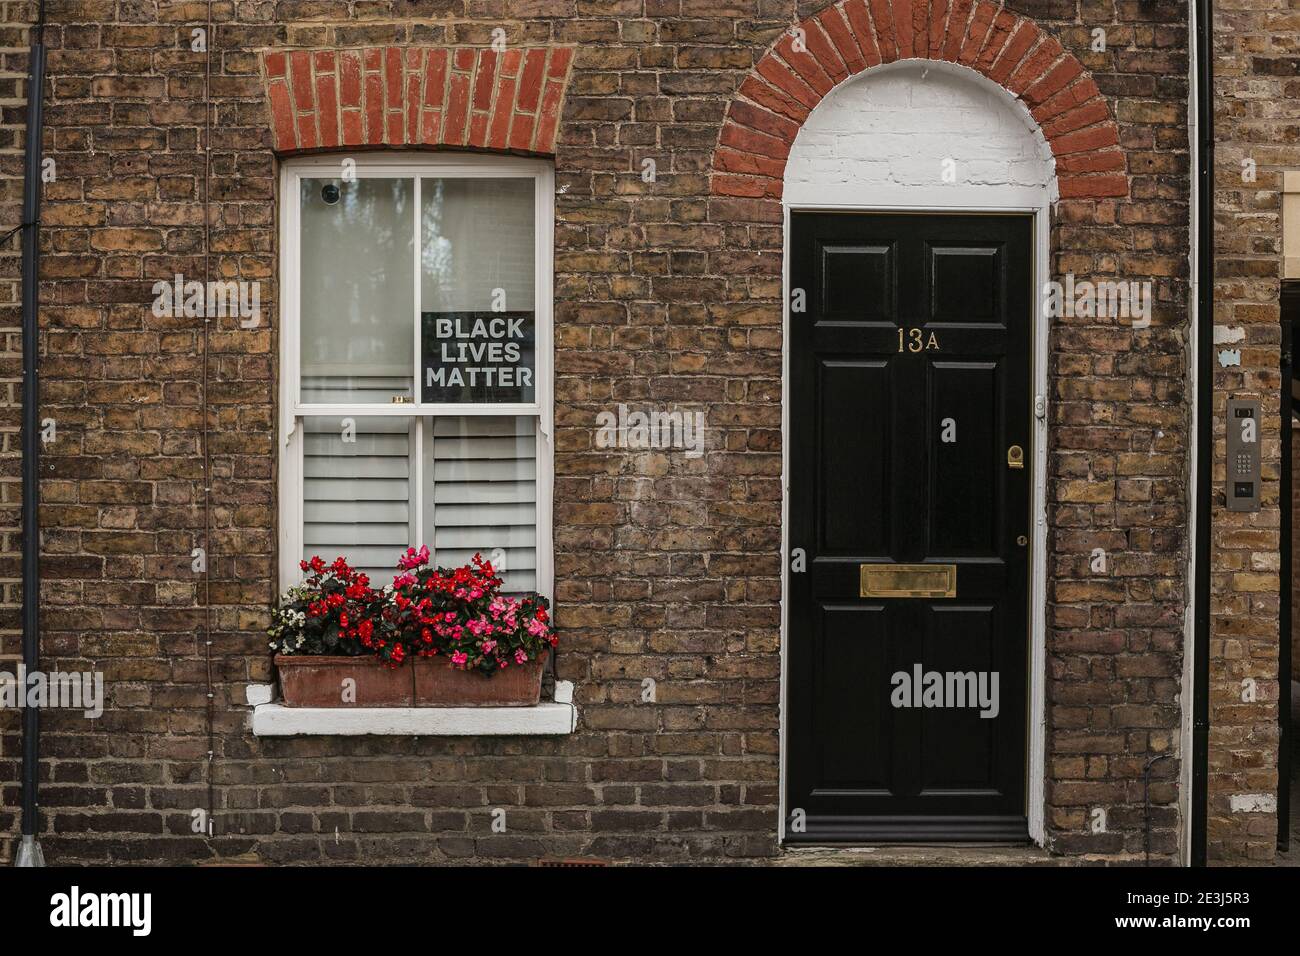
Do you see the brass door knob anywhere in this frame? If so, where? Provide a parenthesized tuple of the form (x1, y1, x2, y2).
(1007, 444, 1024, 469)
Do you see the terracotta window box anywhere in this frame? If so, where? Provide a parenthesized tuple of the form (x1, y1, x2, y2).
(274, 653, 547, 708)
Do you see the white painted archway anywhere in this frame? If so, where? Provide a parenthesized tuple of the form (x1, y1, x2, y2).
(785, 59, 1058, 208)
(778, 59, 1057, 847)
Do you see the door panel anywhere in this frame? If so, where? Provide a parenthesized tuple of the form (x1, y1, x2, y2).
(817, 604, 891, 791)
(787, 212, 1032, 843)
(818, 360, 891, 555)
(822, 244, 895, 321)
(929, 243, 1005, 323)
(928, 361, 999, 555)
(918, 605, 999, 792)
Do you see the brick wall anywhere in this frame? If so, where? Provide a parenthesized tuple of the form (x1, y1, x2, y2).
(0, 0, 34, 862)
(1006, 0, 1188, 861)
(0, 0, 1200, 864)
(1210, 0, 1287, 863)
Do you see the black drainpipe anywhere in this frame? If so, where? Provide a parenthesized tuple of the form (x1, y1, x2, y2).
(1191, 0, 1213, 868)
(15, 0, 46, 868)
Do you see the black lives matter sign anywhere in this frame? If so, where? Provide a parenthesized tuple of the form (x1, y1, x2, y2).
(420, 311, 536, 404)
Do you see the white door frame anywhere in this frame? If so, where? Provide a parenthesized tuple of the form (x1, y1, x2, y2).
(777, 197, 1052, 846)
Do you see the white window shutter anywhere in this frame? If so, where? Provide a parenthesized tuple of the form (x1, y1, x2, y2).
(428, 416, 537, 593)
(302, 416, 412, 583)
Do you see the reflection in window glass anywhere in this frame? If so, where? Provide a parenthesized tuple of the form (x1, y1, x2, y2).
(421, 178, 534, 312)
(300, 178, 414, 404)
(302, 416, 412, 582)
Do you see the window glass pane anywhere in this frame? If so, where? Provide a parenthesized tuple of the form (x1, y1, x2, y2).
(303, 415, 412, 583)
(300, 177, 414, 404)
(420, 178, 536, 404)
(424, 416, 537, 593)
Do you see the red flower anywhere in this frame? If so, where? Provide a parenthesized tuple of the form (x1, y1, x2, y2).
(284, 549, 555, 672)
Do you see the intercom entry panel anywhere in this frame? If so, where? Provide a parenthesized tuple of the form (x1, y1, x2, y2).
(1225, 398, 1261, 513)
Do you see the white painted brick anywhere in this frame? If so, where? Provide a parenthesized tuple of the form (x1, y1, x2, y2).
(786, 61, 1054, 196)
(1229, 793, 1276, 813)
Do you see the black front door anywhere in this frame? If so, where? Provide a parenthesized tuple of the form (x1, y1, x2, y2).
(786, 212, 1033, 843)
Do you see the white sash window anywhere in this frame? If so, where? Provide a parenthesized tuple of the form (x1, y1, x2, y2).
(279, 154, 553, 596)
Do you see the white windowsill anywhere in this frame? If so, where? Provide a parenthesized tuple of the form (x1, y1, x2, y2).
(247, 680, 577, 736)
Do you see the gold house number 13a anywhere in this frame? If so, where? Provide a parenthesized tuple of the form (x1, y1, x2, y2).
(897, 327, 940, 352)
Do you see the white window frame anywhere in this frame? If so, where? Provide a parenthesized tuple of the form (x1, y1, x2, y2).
(277, 152, 554, 600)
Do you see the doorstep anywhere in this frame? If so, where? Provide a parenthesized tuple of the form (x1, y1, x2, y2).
(772, 844, 1066, 867)
(246, 680, 577, 736)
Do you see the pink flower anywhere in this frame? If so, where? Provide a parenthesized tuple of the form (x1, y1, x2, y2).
(527, 618, 548, 638)
(514, 649, 528, 664)
(451, 651, 468, 666)
(397, 545, 429, 570)
(481, 639, 497, 654)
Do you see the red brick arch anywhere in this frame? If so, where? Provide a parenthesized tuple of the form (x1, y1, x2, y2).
(712, 0, 1126, 201)
(260, 45, 575, 155)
